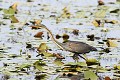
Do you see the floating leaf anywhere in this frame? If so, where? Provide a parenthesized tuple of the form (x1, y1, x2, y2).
(30, 25, 41, 29)
(9, 2, 18, 12)
(101, 28, 109, 32)
(62, 34, 69, 41)
(42, 52, 53, 57)
(84, 71, 98, 80)
(105, 76, 111, 80)
(35, 74, 47, 80)
(56, 34, 61, 39)
(37, 43, 48, 52)
(106, 39, 118, 47)
(98, 0, 105, 5)
(92, 20, 100, 27)
(94, 6, 109, 18)
(105, 20, 118, 24)
(33, 60, 46, 71)
(34, 32, 43, 38)
(86, 58, 98, 66)
(65, 62, 87, 67)
(53, 53, 65, 59)
(61, 7, 71, 18)
(19, 63, 31, 70)
(3, 8, 15, 15)
(72, 29, 79, 36)
(53, 59, 64, 66)
(9, 15, 19, 23)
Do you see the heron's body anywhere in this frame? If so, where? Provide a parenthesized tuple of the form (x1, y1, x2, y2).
(36, 24, 97, 60)
(59, 41, 97, 54)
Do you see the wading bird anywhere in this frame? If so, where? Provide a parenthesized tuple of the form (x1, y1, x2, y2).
(36, 24, 97, 60)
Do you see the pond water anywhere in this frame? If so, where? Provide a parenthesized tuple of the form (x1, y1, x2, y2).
(0, 0, 120, 80)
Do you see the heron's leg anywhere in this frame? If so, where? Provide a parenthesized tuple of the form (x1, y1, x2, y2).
(78, 54, 87, 61)
(73, 54, 79, 62)
(73, 53, 87, 62)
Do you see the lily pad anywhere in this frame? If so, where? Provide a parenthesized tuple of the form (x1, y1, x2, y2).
(84, 71, 98, 80)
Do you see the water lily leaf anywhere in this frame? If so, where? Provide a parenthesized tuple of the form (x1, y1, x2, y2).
(116, 0, 120, 4)
(37, 43, 48, 52)
(35, 74, 47, 80)
(84, 71, 98, 80)
(3, 8, 15, 15)
(33, 60, 45, 71)
(105, 76, 111, 80)
(106, 39, 118, 47)
(34, 32, 43, 38)
(94, 7, 109, 18)
(10, 15, 19, 23)
(61, 7, 71, 18)
(53, 53, 65, 59)
(8, 54, 20, 58)
(19, 63, 31, 70)
(53, 59, 64, 66)
(86, 58, 98, 66)
(9, 2, 18, 12)
(92, 20, 100, 27)
(42, 52, 53, 57)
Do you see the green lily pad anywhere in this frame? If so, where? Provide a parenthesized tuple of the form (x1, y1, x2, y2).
(3, 8, 15, 15)
(84, 71, 98, 80)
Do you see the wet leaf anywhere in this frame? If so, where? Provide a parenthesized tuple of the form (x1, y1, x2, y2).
(8, 54, 20, 58)
(19, 63, 31, 70)
(56, 34, 61, 39)
(3, 8, 15, 15)
(87, 34, 95, 41)
(72, 29, 79, 36)
(65, 62, 87, 67)
(10, 15, 19, 23)
(42, 52, 53, 57)
(53, 53, 65, 59)
(105, 76, 111, 80)
(9, 2, 18, 13)
(101, 28, 109, 32)
(106, 39, 118, 47)
(34, 32, 43, 38)
(84, 71, 98, 80)
(92, 20, 100, 27)
(61, 7, 71, 18)
(86, 58, 98, 66)
(53, 59, 64, 66)
(110, 9, 120, 13)
(62, 34, 69, 41)
(30, 25, 41, 29)
(37, 43, 48, 52)
(35, 74, 47, 80)
(94, 7, 108, 18)
(98, 0, 105, 5)
(33, 60, 46, 71)
(105, 20, 118, 24)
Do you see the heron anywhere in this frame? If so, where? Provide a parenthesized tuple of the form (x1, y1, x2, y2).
(36, 24, 97, 61)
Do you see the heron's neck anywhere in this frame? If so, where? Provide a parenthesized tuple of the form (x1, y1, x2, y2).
(40, 25, 64, 50)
